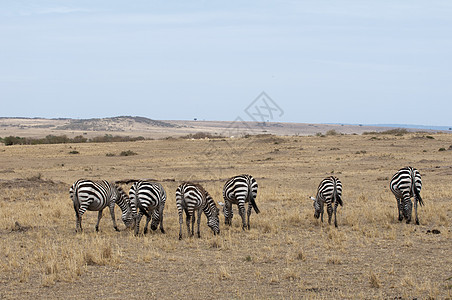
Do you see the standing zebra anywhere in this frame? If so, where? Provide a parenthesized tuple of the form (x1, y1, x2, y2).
(70, 179, 134, 232)
(129, 180, 166, 235)
(175, 182, 220, 240)
(310, 176, 343, 228)
(390, 166, 423, 225)
(219, 174, 259, 230)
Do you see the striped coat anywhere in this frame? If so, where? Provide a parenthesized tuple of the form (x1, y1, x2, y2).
(390, 166, 423, 224)
(129, 180, 167, 235)
(70, 179, 134, 232)
(176, 182, 220, 239)
(310, 176, 343, 227)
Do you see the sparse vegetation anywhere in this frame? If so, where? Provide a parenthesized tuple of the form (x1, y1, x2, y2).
(363, 128, 409, 136)
(0, 132, 451, 298)
(0, 134, 147, 146)
(179, 132, 226, 139)
(119, 150, 138, 156)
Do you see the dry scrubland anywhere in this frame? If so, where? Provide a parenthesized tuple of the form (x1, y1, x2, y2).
(0, 132, 451, 299)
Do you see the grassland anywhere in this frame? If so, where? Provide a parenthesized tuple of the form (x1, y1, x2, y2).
(0, 132, 451, 299)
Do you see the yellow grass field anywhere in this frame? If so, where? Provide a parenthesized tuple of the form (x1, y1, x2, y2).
(0, 132, 451, 299)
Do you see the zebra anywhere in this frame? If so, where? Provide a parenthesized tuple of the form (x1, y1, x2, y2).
(310, 176, 343, 228)
(390, 166, 424, 225)
(219, 174, 259, 230)
(70, 179, 134, 232)
(129, 180, 166, 235)
(175, 182, 220, 240)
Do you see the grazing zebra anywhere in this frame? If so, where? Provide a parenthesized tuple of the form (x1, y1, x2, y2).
(70, 179, 134, 232)
(129, 180, 166, 235)
(390, 166, 423, 225)
(310, 176, 343, 228)
(175, 182, 220, 240)
(219, 174, 259, 230)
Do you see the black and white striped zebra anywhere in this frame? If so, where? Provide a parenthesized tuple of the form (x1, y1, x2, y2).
(129, 180, 166, 235)
(70, 179, 134, 232)
(310, 176, 343, 227)
(390, 166, 423, 225)
(219, 174, 259, 230)
(175, 182, 220, 240)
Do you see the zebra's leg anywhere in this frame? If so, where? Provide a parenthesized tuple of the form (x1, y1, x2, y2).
(74, 203, 82, 233)
(197, 209, 202, 238)
(185, 212, 191, 236)
(226, 201, 233, 226)
(247, 202, 252, 230)
(108, 203, 120, 231)
(396, 197, 403, 221)
(159, 206, 165, 234)
(95, 210, 103, 232)
(237, 199, 247, 230)
(135, 213, 143, 236)
(333, 202, 339, 228)
(327, 202, 333, 225)
(320, 202, 325, 223)
(143, 212, 152, 234)
(414, 198, 420, 225)
(178, 209, 184, 240)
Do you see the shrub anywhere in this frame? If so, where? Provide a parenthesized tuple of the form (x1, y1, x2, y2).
(120, 150, 137, 156)
(325, 129, 338, 136)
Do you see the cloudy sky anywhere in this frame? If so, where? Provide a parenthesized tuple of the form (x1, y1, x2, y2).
(1, 1, 451, 126)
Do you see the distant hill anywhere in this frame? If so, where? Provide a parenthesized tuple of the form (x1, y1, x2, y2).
(0, 116, 450, 140)
(54, 116, 178, 131)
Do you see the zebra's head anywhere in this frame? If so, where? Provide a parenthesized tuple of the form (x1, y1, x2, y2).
(117, 187, 135, 229)
(403, 198, 413, 223)
(311, 196, 321, 219)
(150, 210, 160, 231)
(207, 201, 220, 235)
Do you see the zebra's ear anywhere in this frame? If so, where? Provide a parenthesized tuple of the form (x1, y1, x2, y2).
(310, 196, 316, 201)
(218, 201, 225, 207)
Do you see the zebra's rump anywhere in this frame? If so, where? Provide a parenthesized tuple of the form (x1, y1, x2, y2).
(317, 176, 342, 205)
(129, 181, 166, 212)
(390, 166, 422, 199)
(71, 180, 112, 211)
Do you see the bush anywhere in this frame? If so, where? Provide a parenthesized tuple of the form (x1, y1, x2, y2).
(120, 150, 137, 156)
(325, 129, 338, 136)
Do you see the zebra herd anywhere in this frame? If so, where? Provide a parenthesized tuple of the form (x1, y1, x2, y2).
(69, 167, 424, 237)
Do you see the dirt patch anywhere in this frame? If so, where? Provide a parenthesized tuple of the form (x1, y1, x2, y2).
(0, 177, 66, 194)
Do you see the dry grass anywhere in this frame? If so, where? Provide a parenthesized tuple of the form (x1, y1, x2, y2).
(0, 132, 451, 299)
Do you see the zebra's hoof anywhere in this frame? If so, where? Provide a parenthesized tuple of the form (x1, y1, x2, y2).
(415, 220, 420, 225)
(143, 228, 148, 235)
(161, 228, 166, 234)
(151, 225, 158, 231)
(179, 235, 182, 240)
(114, 227, 120, 232)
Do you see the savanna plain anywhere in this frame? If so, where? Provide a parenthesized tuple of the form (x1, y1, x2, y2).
(0, 132, 451, 299)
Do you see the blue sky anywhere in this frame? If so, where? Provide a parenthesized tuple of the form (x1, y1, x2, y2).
(1, 1, 451, 126)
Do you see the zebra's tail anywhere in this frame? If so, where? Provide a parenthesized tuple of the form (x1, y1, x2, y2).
(248, 189, 260, 214)
(411, 175, 424, 207)
(70, 182, 81, 215)
(334, 181, 343, 206)
(137, 201, 151, 218)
